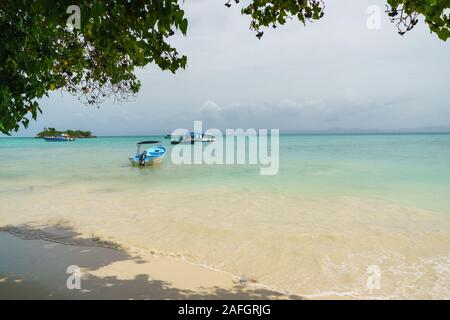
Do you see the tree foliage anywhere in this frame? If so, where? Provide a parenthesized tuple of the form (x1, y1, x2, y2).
(233, 0, 449, 40)
(1, 0, 449, 134)
(1, 0, 187, 134)
(385, 0, 450, 39)
(36, 127, 94, 138)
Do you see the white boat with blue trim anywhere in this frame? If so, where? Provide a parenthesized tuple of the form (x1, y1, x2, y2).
(129, 141, 167, 166)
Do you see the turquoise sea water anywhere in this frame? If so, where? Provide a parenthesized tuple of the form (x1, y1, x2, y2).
(1, 133, 450, 214)
(2, 133, 450, 298)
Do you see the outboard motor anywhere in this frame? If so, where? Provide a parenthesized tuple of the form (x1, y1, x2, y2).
(139, 151, 147, 166)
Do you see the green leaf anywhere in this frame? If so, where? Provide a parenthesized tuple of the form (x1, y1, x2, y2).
(179, 18, 188, 35)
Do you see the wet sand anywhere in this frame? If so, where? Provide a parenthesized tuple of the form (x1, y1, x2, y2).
(0, 231, 301, 300)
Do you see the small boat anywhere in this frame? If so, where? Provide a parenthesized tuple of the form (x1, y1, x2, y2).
(129, 141, 167, 166)
(170, 132, 202, 144)
(170, 136, 183, 144)
(44, 134, 75, 142)
(201, 134, 216, 142)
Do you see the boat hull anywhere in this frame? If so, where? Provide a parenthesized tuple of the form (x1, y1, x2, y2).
(129, 156, 165, 166)
(129, 145, 167, 166)
(44, 137, 75, 142)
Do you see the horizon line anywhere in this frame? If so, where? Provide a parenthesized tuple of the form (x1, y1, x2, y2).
(3, 130, 450, 138)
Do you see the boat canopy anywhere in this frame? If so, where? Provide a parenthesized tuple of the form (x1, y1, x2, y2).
(136, 140, 161, 145)
(135, 141, 161, 156)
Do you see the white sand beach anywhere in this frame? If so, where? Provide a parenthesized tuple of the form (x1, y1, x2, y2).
(0, 231, 301, 300)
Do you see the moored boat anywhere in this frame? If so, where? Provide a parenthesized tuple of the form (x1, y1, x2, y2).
(170, 132, 210, 144)
(44, 134, 75, 142)
(201, 134, 216, 142)
(170, 136, 183, 144)
(129, 141, 167, 166)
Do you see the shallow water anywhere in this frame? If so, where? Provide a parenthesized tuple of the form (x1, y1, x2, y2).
(1, 134, 450, 298)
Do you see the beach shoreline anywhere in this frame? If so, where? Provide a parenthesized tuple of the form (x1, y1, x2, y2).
(1, 190, 450, 299)
(0, 231, 303, 300)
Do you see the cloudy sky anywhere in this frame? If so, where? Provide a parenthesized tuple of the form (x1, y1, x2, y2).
(10, 0, 450, 136)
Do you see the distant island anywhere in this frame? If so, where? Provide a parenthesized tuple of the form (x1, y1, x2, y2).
(36, 128, 96, 138)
